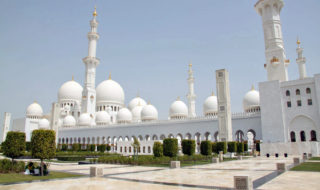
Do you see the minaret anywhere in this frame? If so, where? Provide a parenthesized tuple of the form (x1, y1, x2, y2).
(81, 7, 100, 115)
(255, 0, 289, 82)
(296, 38, 307, 79)
(187, 62, 196, 117)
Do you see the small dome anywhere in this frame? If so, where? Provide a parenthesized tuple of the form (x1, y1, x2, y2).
(95, 111, 111, 125)
(243, 86, 260, 112)
(39, 118, 50, 129)
(78, 113, 91, 126)
(128, 96, 147, 111)
(96, 79, 125, 106)
(63, 115, 76, 127)
(117, 108, 132, 123)
(141, 104, 158, 122)
(58, 79, 83, 102)
(132, 105, 143, 122)
(26, 102, 43, 118)
(203, 93, 218, 116)
(169, 99, 188, 119)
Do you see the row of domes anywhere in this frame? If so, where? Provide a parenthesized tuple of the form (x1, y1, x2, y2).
(57, 77, 260, 116)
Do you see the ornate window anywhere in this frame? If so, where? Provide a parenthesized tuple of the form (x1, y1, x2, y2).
(290, 131, 296, 142)
(300, 131, 306, 142)
(297, 100, 302, 107)
(287, 101, 291, 108)
(306, 88, 311, 94)
(296, 89, 300, 95)
(286, 90, 290, 96)
(308, 99, 313, 106)
(311, 130, 317, 141)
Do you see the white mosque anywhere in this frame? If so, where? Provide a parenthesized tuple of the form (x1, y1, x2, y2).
(2, 0, 320, 156)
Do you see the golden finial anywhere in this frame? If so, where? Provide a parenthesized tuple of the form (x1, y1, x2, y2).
(72, 75, 74, 81)
(137, 91, 140, 97)
(177, 96, 180, 101)
(34, 100, 37, 103)
(211, 91, 215, 96)
(147, 101, 150, 105)
(93, 6, 97, 17)
(297, 36, 301, 46)
(189, 61, 192, 68)
(251, 84, 255, 91)
(108, 72, 111, 80)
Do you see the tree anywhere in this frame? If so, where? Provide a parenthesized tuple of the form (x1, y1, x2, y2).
(227, 142, 237, 153)
(31, 129, 56, 176)
(181, 140, 195, 156)
(200, 140, 212, 156)
(2, 131, 26, 162)
(153, 142, 163, 157)
(163, 138, 178, 157)
(132, 137, 140, 160)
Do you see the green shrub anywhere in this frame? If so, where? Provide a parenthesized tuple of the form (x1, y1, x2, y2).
(237, 142, 244, 153)
(61, 144, 68, 151)
(87, 144, 96, 152)
(227, 142, 237, 153)
(153, 142, 163, 157)
(12, 161, 25, 173)
(26, 142, 32, 152)
(244, 143, 248, 152)
(106, 144, 111, 151)
(56, 156, 85, 161)
(2, 131, 26, 162)
(31, 129, 56, 176)
(0, 159, 12, 173)
(72, 143, 81, 151)
(256, 142, 260, 152)
(212, 142, 218, 154)
(216, 142, 227, 154)
(163, 138, 178, 157)
(200, 141, 212, 156)
(0, 159, 25, 173)
(98, 144, 106, 153)
(181, 140, 195, 156)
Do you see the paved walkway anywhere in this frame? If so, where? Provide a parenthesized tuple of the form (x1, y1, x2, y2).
(0, 156, 319, 190)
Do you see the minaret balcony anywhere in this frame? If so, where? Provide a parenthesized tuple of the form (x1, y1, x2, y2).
(83, 56, 100, 66)
(88, 32, 99, 40)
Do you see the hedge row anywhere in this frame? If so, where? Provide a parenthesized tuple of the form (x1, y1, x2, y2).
(0, 159, 25, 173)
(98, 155, 212, 165)
(58, 144, 112, 152)
(56, 156, 86, 161)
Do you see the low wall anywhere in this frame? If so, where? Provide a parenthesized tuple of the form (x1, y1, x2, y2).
(261, 142, 320, 156)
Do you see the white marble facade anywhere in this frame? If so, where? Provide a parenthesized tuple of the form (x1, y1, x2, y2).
(3, 0, 319, 155)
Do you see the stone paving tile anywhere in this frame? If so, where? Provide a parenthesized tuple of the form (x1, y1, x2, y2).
(0, 156, 316, 190)
(257, 171, 320, 190)
(0, 177, 198, 190)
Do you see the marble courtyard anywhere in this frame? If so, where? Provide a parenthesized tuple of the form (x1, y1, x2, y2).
(1, 156, 319, 190)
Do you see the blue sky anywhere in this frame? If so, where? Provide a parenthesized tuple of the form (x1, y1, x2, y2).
(0, 0, 320, 128)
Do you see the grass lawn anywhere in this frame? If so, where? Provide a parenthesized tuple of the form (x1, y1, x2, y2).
(0, 171, 83, 184)
(290, 162, 320, 172)
(309, 157, 320, 161)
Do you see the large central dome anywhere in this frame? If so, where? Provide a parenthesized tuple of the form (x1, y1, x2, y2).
(58, 80, 83, 103)
(96, 79, 125, 106)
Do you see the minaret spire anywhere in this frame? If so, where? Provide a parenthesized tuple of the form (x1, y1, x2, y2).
(81, 6, 100, 115)
(296, 38, 307, 79)
(255, 0, 289, 82)
(187, 62, 196, 117)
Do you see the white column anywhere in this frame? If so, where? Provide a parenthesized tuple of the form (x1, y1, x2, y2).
(216, 69, 232, 142)
(1, 112, 11, 143)
(255, 0, 289, 82)
(187, 63, 196, 117)
(81, 7, 100, 116)
(296, 39, 307, 79)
